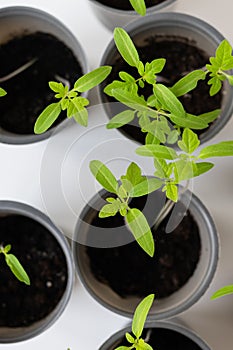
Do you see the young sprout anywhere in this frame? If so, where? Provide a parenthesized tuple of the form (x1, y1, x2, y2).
(211, 285, 233, 300)
(115, 294, 155, 350)
(105, 28, 233, 146)
(90, 132, 233, 257)
(34, 66, 112, 134)
(129, 0, 146, 16)
(0, 87, 6, 97)
(0, 244, 30, 285)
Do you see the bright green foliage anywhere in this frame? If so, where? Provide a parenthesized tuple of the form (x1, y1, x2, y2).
(89, 161, 163, 257)
(105, 28, 224, 145)
(129, 0, 146, 16)
(211, 285, 233, 300)
(206, 39, 233, 95)
(135, 128, 232, 201)
(0, 245, 30, 285)
(34, 66, 111, 134)
(115, 294, 155, 350)
(0, 87, 7, 97)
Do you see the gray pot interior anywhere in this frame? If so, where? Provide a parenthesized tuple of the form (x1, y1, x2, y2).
(0, 200, 74, 343)
(73, 188, 218, 319)
(99, 12, 233, 144)
(88, 0, 177, 31)
(0, 6, 88, 145)
(99, 319, 211, 350)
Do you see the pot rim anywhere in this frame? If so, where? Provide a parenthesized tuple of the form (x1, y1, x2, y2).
(72, 187, 219, 319)
(98, 11, 233, 145)
(0, 5, 88, 145)
(99, 319, 211, 350)
(0, 200, 74, 343)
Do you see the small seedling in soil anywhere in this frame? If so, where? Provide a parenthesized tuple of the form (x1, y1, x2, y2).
(115, 294, 155, 350)
(0, 244, 30, 285)
(34, 66, 112, 134)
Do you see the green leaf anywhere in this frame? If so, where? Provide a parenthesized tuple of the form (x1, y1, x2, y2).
(169, 113, 208, 130)
(129, 0, 146, 15)
(136, 144, 178, 160)
(198, 109, 220, 123)
(34, 103, 61, 134)
(153, 84, 185, 117)
(111, 89, 148, 112)
(124, 162, 143, 186)
(130, 178, 162, 197)
(199, 141, 233, 159)
(49, 81, 65, 95)
(173, 160, 194, 182)
(215, 39, 233, 66)
(89, 160, 119, 194)
(126, 209, 154, 257)
(167, 129, 179, 144)
(154, 158, 168, 178)
(0, 87, 7, 97)
(4, 245, 11, 253)
(74, 66, 112, 92)
(165, 183, 178, 202)
(178, 128, 200, 154)
(99, 203, 119, 218)
(143, 343, 153, 350)
(125, 332, 134, 343)
(107, 110, 135, 129)
(193, 162, 214, 177)
(5, 254, 30, 285)
(145, 132, 160, 145)
(211, 285, 233, 300)
(170, 70, 206, 97)
(71, 97, 89, 126)
(208, 76, 222, 96)
(132, 294, 154, 338)
(114, 28, 140, 68)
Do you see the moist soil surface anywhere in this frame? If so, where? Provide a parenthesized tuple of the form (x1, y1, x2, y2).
(85, 192, 201, 299)
(102, 35, 222, 144)
(0, 214, 67, 327)
(112, 327, 202, 350)
(0, 31, 83, 135)
(95, 0, 166, 10)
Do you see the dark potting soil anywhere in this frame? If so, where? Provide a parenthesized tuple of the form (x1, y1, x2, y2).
(95, 0, 166, 10)
(112, 327, 202, 350)
(0, 214, 67, 327)
(85, 192, 201, 299)
(0, 31, 83, 135)
(102, 36, 222, 144)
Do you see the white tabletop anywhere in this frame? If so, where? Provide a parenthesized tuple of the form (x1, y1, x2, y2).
(0, 0, 233, 349)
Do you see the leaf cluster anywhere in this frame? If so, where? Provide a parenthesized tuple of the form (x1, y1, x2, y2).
(0, 244, 30, 285)
(105, 28, 223, 145)
(206, 39, 233, 96)
(34, 66, 112, 134)
(89, 160, 163, 257)
(115, 294, 154, 350)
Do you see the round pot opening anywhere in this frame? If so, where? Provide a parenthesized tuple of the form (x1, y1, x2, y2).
(0, 200, 73, 343)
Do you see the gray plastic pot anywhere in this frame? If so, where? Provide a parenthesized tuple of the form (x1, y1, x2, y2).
(98, 12, 233, 145)
(0, 200, 74, 343)
(72, 187, 218, 320)
(0, 6, 88, 145)
(88, 0, 177, 31)
(99, 319, 211, 350)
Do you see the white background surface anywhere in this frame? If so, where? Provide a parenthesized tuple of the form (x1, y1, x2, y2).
(0, 0, 233, 349)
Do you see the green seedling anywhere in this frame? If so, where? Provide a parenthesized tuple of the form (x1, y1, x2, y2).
(90, 130, 233, 256)
(34, 66, 112, 134)
(105, 28, 233, 146)
(0, 87, 6, 97)
(115, 294, 155, 350)
(0, 244, 30, 285)
(129, 0, 146, 16)
(211, 285, 233, 300)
